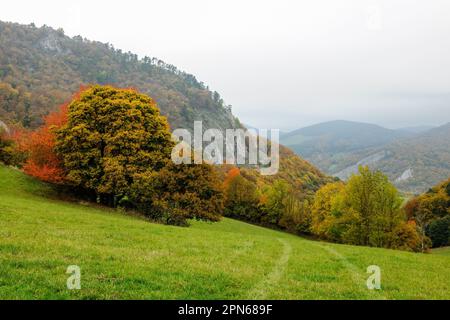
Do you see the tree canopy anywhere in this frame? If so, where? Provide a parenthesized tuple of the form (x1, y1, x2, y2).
(405, 178, 450, 248)
(310, 166, 421, 251)
(56, 85, 174, 204)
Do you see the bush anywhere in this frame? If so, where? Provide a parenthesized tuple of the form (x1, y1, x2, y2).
(19, 105, 68, 184)
(279, 197, 311, 234)
(0, 128, 13, 164)
(131, 161, 224, 226)
(427, 216, 450, 248)
(389, 221, 425, 252)
(224, 172, 261, 222)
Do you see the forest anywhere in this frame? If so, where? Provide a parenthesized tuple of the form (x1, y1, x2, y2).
(0, 21, 239, 131)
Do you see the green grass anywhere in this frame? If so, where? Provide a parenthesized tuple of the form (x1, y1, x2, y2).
(0, 166, 449, 300)
(433, 247, 450, 257)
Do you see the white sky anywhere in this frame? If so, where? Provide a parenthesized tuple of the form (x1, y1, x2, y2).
(1, 0, 450, 130)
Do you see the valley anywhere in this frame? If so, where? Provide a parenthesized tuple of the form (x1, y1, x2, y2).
(280, 120, 450, 193)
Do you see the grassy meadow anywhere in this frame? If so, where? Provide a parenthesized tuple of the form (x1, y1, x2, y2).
(433, 247, 450, 257)
(0, 165, 449, 300)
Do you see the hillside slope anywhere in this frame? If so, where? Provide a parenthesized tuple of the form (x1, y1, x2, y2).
(1, 166, 449, 300)
(334, 123, 450, 193)
(0, 20, 332, 195)
(0, 21, 240, 131)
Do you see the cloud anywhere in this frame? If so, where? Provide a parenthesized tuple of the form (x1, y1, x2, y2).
(1, 0, 449, 130)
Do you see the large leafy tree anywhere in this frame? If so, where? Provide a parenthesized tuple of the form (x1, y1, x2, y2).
(131, 160, 224, 225)
(310, 167, 422, 251)
(261, 180, 292, 226)
(310, 182, 345, 240)
(223, 168, 260, 222)
(56, 85, 174, 204)
(338, 166, 404, 247)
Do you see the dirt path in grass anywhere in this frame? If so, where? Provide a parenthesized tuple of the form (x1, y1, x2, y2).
(317, 244, 387, 300)
(247, 238, 292, 300)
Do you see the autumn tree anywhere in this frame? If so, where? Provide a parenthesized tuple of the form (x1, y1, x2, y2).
(55, 85, 174, 205)
(130, 160, 224, 225)
(261, 180, 292, 226)
(223, 167, 241, 189)
(406, 178, 450, 249)
(19, 104, 68, 184)
(389, 221, 422, 252)
(0, 126, 13, 164)
(279, 196, 312, 234)
(338, 166, 404, 247)
(310, 167, 422, 251)
(310, 182, 345, 240)
(223, 168, 260, 222)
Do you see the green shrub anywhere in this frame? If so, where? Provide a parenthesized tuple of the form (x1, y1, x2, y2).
(131, 161, 224, 226)
(427, 216, 450, 248)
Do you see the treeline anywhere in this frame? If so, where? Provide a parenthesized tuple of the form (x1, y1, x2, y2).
(223, 168, 311, 234)
(223, 166, 431, 252)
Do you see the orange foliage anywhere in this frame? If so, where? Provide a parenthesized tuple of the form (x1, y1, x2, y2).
(259, 194, 268, 206)
(223, 167, 240, 189)
(20, 104, 68, 184)
(404, 197, 422, 221)
(407, 220, 417, 227)
(9, 128, 29, 153)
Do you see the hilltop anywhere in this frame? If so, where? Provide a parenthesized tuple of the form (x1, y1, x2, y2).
(0, 20, 239, 131)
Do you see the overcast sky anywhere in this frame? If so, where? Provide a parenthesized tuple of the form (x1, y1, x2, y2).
(1, 0, 450, 130)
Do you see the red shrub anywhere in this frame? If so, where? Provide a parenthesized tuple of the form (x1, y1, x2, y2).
(21, 104, 68, 184)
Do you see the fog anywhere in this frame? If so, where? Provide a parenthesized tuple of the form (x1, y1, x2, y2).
(2, 0, 450, 130)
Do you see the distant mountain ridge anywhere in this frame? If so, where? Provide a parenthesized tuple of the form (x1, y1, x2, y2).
(281, 120, 450, 193)
(396, 125, 436, 134)
(280, 120, 411, 174)
(281, 120, 410, 154)
(351, 122, 450, 193)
